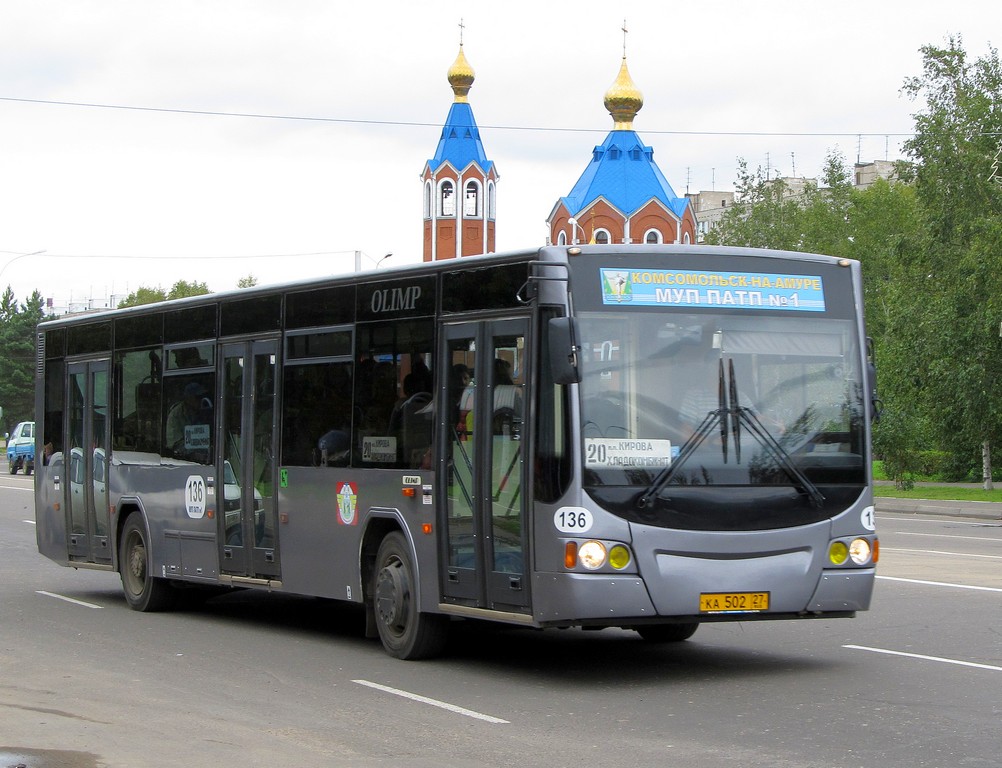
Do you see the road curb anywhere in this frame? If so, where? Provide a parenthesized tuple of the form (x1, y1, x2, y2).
(875, 496, 1002, 521)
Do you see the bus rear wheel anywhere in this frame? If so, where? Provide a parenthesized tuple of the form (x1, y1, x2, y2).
(373, 531, 448, 660)
(634, 622, 699, 643)
(119, 513, 177, 612)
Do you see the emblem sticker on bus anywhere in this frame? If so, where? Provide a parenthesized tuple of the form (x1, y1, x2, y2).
(337, 482, 358, 526)
(585, 438, 672, 469)
(599, 268, 826, 312)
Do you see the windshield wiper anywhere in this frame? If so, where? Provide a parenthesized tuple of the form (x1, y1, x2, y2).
(638, 359, 729, 508)
(637, 358, 825, 509)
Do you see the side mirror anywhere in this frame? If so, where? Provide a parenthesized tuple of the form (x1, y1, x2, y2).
(548, 317, 581, 385)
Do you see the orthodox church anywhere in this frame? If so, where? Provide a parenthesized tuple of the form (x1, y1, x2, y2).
(422, 40, 695, 261)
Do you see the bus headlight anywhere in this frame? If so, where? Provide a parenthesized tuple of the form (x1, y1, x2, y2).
(848, 538, 872, 565)
(578, 541, 607, 570)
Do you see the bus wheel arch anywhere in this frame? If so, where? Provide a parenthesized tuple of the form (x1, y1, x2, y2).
(118, 510, 177, 612)
(365, 526, 448, 660)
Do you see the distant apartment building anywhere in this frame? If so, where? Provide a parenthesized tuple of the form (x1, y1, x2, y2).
(689, 160, 901, 241)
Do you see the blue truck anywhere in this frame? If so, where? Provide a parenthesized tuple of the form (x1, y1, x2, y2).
(7, 420, 35, 475)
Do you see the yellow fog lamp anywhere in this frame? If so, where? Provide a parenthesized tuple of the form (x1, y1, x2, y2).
(608, 544, 631, 570)
(828, 541, 849, 565)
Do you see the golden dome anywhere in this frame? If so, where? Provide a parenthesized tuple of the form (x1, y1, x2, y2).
(604, 56, 643, 130)
(448, 45, 475, 103)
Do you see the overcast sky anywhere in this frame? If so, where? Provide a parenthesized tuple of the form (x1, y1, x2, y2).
(0, 0, 995, 310)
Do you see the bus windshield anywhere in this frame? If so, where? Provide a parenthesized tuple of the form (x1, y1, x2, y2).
(578, 311, 867, 530)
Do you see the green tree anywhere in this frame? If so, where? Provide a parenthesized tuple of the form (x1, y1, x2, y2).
(118, 286, 168, 308)
(0, 287, 46, 431)
(237, 274, 258, 289)
(899, 37, 1002, 488)
(167, 280, 210, 300)
(117, 280, 210, 308)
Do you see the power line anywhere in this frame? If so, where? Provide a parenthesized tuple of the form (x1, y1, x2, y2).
(0, 95, 915, 139)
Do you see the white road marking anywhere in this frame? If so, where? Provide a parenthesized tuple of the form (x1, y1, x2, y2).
(36, 590, 103, 609)
(882, 546, 1002, 560)
(22, 519, 36, 525)
(844, 644, 1002, 672)
(894, 531, 1002, 542)
(353, 679, 508, 724)
(877, 575, 1002, 593)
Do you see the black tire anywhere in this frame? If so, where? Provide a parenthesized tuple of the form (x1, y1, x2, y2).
(8, 458, 17, 474)
(635, 622, 699, 643)
(373, 531, 448, 659)
(24, 461, 32, 476)
(119, 513, 177, 612)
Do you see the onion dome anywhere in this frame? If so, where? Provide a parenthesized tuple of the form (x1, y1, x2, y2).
(604, 57, 643, 130)
(448, 45, 475, 103)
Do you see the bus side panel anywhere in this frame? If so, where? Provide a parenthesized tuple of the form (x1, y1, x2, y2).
(273, 467, 345, 599)
(35, 452, 68, 565)
(112, 462, 218, 581)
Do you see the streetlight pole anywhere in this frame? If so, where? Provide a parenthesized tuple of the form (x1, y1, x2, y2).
(0, 250, 46, 286)
(376, 253, 392, 268)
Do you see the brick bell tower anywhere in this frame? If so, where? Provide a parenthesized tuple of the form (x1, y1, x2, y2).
(421, 34, 498, 261)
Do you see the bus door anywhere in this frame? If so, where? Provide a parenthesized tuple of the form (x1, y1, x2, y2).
(218, 340, 280, 580)
(441, 319, 530, 612)
(65, 359, 111, 564)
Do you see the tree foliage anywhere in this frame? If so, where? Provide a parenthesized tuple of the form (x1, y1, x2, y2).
(117, 280, 211, 308)
(0, 287, 46, 432)
(709, 37, 1002, 485)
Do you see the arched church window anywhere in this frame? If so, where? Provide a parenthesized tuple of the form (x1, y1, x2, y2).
(683, 231, 691, 244)
(464, 180, 481, 217)
(557, 230, 567, 245)
(644, 229, 662, 244)
(439, 180, 456, 217)
(423, 181, 432, 219)
(487, 181, 496, 220)
(594, 229, 611, 244)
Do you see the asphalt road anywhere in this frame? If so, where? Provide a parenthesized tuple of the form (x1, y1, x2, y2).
(2, 473, 1001, 768)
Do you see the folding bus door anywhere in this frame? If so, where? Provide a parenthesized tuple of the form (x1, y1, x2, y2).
(217, 340, 281, 580)
(441, 318, 530, 612)
(65, 359, 112, 564)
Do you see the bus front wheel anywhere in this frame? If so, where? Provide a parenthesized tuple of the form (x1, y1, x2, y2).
(119, 513, 177, 612)
(373, 531, 448, 660)
(634, 622, 699, 643)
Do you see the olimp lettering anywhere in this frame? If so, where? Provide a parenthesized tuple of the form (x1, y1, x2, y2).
(371, 285, 422, 313)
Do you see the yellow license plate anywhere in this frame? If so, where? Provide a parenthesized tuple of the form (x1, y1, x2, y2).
(699, 591, 770, 613)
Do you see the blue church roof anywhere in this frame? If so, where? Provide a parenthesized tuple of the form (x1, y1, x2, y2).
(426, 102, 495, 174)
(559, 130, 689, 219)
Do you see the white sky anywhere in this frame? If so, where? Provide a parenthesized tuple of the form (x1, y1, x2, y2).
(0, 0, 995, 311)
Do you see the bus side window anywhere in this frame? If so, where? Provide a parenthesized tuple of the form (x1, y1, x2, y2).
(281, 361, 353, 468)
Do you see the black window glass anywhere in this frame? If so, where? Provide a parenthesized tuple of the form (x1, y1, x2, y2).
(441, 263, 528, 313)
(114, 348, 162, 453)
(67, 322, 111, 355)
(281, 361, 353, 467)
(45, 329, 66, 360)
(286, 285, 355, 328)
(115, 313, 163, 350)
(287, 330, 352, 360)
(221, 295, 282, 337)
(165, 304, 217, 344)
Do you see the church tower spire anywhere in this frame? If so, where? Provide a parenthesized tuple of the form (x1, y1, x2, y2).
(546, 23, 696, 248)
(421, 24, 498, 261)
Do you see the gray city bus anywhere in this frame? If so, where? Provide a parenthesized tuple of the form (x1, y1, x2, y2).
(34, 244, 878, 659)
